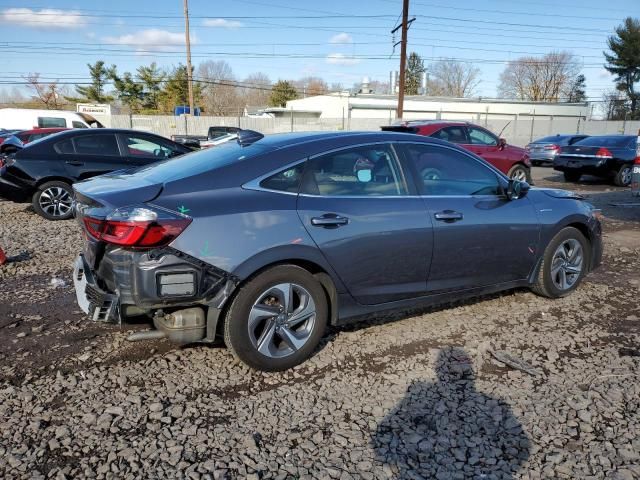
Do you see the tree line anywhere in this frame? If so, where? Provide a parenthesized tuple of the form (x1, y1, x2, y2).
(5, 17, 638, 120)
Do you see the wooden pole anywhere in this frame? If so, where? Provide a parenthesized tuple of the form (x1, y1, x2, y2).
(183, 0, 195, 115)
(396, 0, 409, 119)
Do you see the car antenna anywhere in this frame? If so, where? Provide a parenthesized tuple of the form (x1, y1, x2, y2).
(237, 129, 264, 147)
(497, 120, 512, 139)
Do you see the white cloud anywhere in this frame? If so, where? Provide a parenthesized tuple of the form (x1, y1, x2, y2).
(329, 32, 353, 44)
(202, 18, 243, 28)
(0, 8, 87, 29)
(325, 53, 360, 66)
(103, 29, 187, 52)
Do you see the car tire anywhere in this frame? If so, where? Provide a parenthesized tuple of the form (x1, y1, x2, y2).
(563, 171, 581, 182)
(531, 227, 590, 299)
(223, 265, 328, 371)
(32, 181, 74, 221)
(613, 164, 632, 187)
(508, 164, 531, 183)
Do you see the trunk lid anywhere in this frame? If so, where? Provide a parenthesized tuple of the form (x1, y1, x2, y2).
(558, 145, 600, 156)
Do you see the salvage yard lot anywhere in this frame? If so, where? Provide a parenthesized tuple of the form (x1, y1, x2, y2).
(1, 167, 639, 479)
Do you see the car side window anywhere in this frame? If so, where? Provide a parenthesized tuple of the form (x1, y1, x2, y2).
(260, 163, 305, 193)
(431, 126, 468, 144)
(402, 143, 501, 196)
(54, 138, 74, 154)
(300, 144, 408, 196)
(73, 134, 120, 156)
(120, 134, 179, 159)
(38, 117, 66, 128)
(468, 127, 498, 146)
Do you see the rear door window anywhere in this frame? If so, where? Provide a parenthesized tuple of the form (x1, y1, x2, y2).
(300, 144, 408, 196)
(73, 134, 121, 156)
(260, 163, 305, 193)
(54, 138, 74, 154)
(431, 126, 468, 144)
(38, 117, 66, 128)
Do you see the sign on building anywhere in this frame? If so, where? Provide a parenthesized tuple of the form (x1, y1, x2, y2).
(76, 103, 111, 116)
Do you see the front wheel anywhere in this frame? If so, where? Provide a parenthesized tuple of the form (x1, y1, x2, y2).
(223, 265, 328, 371)
(532, 227, 590, 298)
(32, 181, 74, 220)
(508, 164, 530, 183)
(614, 164, 632, 187)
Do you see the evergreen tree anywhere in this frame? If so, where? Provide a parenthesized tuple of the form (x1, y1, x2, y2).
(158, 64, 201, 113)
(74, 61, 113, 103)
(567, 74, 587, 102)
(268, 80, 298, 107)
(110, 69, 144, 113)
(405, 52, 425, 95)
(604, 17, 640, 118)
(136, 63, 165, 111)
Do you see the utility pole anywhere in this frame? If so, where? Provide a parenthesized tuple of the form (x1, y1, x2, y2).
(183, 0, 195, 115)
(392, 0, 411, 119)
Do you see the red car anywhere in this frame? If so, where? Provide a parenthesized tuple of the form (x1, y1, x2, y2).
(382, 120, 531, 182)
(15, 127, 68, 144)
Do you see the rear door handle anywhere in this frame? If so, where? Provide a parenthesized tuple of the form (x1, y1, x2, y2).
(434, 210, 463, 222)
(311, 214, 349, 227)
(66, 160, 84, 166)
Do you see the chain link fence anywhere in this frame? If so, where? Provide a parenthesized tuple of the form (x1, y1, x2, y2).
(106, 114, 640, 148)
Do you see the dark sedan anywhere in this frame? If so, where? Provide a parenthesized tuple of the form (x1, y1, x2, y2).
(554, 135, 637, 186)
(0, 128, 191, 220)
(72, 131, 603, 371)
(526, 134, 589, 166)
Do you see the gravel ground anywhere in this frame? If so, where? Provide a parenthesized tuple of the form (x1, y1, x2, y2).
(1, 167, 639, 480)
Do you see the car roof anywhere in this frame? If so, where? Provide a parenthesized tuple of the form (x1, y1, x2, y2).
(250, 130, 447, 149)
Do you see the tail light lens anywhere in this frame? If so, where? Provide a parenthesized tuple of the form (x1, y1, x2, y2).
(544, 144, 561, 153)
(595, 147, 613, 158)
(82, 206, 191, 249)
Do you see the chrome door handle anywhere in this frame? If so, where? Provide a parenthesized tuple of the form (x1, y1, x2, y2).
(434, 210, 463, 222)
(311, 215, 349, 227)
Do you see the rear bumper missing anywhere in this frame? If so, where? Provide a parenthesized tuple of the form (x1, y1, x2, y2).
(72, 248, 239, 340)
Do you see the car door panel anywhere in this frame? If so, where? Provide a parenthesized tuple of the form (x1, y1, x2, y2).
(397, 142, 540, 293)
(295, 143, 433, 305)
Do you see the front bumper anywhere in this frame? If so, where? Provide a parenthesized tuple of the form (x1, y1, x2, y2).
(0, 169, 30, 202)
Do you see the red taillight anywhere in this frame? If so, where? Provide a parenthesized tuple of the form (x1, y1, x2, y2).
(83, 206, 191, 248)
(544, 144, 561, 152)
(595, 147, 613, 158)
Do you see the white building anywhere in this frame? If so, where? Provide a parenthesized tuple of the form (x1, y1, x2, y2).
(285, 91, 590, 123)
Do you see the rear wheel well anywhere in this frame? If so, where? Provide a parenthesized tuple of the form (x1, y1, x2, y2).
(35, 177, 72, 188)
(215, 259, 338, 337)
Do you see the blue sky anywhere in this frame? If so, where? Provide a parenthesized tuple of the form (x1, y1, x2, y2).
(0, 0, 636, 103)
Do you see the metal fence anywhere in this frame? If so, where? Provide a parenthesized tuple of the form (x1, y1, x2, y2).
(106, 114, 640, 148)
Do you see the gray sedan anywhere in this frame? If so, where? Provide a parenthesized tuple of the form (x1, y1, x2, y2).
(526, 134, 589, 166)
(72, 131, 603, 371)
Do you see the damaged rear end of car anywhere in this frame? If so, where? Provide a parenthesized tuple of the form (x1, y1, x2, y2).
(72, 169, 238, 345)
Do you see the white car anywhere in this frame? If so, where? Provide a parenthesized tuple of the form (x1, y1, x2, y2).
(200, 133, 238, 149)
(0, 108, 104, 130)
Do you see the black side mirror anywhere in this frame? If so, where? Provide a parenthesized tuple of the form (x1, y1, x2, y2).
(498, 138, 507, 150)
(506, 179, 529, 200)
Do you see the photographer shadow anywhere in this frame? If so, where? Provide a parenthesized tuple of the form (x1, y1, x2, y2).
(373, 347, 530, 479)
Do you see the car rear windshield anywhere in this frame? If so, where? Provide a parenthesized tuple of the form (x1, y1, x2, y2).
(574, 136, 634, 147)
(130, 141, 272, 182)
(535, 135, 571, 143)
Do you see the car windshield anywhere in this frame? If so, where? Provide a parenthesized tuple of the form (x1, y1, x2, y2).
(130, 140, 272, 183)
(573, 136, 634, 147)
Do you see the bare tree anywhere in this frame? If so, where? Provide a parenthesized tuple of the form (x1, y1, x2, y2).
(294, 76, 329, 97)
(427, 59, 481, 97)
(239, 72, 271, 108)
(600, 90, 629, 120)
(498, 51, 581, 102)
(196, 60, 242, 115)
(24, 73, 64, 109)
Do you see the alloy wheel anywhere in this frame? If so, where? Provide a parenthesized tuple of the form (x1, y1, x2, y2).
(550, 239, 584, 291)
(621, 166, 632, 186)
(39, 187, 73, 218)
(510, 167, 528, 182)
(248, 283, 317, 358)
